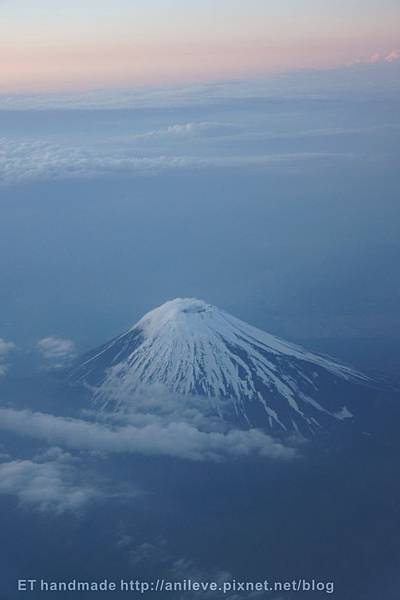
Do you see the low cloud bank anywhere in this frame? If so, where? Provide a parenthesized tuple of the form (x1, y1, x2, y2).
(0, 450, 96, 513)
(0, 446, 139, 514)
(0, 408, 296, 462)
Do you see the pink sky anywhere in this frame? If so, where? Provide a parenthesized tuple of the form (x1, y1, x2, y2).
(1, 0, 399, 92)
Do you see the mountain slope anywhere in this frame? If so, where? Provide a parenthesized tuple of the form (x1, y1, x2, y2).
(72, 298, 371, 435)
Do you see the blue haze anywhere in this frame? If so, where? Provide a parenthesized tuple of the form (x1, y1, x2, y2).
(0, 66, 399, 375)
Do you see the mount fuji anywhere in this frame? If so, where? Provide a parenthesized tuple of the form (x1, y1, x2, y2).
(71, 298, 374, 436)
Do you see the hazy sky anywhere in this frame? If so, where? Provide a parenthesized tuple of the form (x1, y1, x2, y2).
(1, 0, 399, 91)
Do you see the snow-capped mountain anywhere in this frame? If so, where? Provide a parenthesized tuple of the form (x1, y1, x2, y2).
(72, 298, 372, 435)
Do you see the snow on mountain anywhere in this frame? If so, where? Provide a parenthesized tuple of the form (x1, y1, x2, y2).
(72, 298, 371, 435)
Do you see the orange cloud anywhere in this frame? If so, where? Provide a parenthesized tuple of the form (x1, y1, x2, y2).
(385, 49, 400, 62)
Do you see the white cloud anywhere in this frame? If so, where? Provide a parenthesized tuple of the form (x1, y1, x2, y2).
(0, 408, 296, 462)
(165, 122, 238, 137)
(88, 385, 240, 431)
(36, 336, 76, 366)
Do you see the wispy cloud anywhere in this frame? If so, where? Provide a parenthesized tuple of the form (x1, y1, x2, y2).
(0, 338, 16, 377)
(0, 339, 16, 356)
(36, 336, 76, 367)
(129, 122, 240, 142)
(116, 533, 261, 600)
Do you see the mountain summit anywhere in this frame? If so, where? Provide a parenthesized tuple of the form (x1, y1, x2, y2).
(72, 298, 371, 435)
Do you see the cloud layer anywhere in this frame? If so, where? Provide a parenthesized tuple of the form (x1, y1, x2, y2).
(1, 61, 397, 186)
(0, 137, 345, 185)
